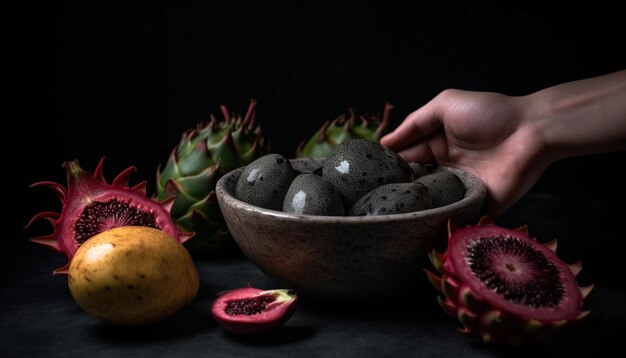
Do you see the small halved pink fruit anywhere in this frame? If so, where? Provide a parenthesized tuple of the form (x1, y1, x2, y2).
(211, 287, 298, 335)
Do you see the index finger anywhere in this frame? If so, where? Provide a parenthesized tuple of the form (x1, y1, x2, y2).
(381, 99, 443, 150)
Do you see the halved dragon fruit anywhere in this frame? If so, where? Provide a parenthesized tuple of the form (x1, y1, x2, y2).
(26, 158, 192, 275)
(425, 216, 592, 345)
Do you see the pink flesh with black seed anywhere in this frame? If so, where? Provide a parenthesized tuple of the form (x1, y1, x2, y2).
(447, 225, 583, 322)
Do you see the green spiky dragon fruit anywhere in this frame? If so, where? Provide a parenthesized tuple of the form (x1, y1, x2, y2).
(296, 102, 393, 158)
(156, 99, 269, 254)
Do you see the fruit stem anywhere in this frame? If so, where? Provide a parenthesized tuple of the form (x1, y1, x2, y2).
(65, 160, 81, 176)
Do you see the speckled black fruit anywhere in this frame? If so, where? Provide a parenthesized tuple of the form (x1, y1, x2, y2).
(415, 170, 466, 208)
(235, 154, 296, 210)
(283, 174, 344, 216)
(211, 287, 298, 335)
(348, 182, 432, 216)
(322, 139, 414, 207)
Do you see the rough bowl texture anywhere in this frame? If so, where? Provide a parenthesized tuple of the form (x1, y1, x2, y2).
(216, 157, 486, 302)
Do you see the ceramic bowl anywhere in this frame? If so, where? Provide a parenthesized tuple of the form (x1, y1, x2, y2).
(215, 157, 486, 302)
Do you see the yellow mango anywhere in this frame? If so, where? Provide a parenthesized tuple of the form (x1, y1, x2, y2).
(68, 226, 199, 326)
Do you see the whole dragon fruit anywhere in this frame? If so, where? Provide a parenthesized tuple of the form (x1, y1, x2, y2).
(296, 102, 393, 158)
(156, 99, 269, 254)
(26, 158, 191, 275)
(425, 216, 593, 345)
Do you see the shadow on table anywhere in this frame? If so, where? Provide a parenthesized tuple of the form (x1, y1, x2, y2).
(222, 325, 315, 346)
(89, 303, 212, 343)
(480, 316, 622, 356)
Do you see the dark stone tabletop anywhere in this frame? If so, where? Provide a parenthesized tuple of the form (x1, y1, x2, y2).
(2, 192, 624, 357)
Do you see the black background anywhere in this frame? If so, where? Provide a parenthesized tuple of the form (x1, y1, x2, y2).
(5, 1, 626, 356)
(14, 0, 626, 263)
(15, 1, 626, 238)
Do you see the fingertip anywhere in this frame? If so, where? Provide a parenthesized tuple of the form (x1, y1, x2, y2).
(381, 131, 401, 150)
(383, 105, 442, 152)
(380, 132, 393, 147)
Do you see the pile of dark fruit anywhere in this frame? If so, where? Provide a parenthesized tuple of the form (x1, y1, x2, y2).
(235, 139, 466, 216)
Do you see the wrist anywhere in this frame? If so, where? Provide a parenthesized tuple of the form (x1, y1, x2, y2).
(523, 70, 626, 163)
(515, 92, 561, 168)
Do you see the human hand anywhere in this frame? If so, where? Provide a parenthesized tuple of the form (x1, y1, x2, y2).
(381, 89, 549, 217)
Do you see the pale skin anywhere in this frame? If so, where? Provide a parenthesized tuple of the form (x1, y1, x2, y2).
(381, 70, 626, 217)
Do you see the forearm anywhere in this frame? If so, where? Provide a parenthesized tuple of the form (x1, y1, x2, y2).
(523, 70, 626, 162)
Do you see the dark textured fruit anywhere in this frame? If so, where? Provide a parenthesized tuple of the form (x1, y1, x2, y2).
(425, 216, 592, 345)
(322, 139, 414, 207)
(26, 158, 191, 275)
(415, 170, 465, 207)
(235, 154, 296, 210)
(283, 174, 344, 216)
(211, 287, 298, 335)
(348, 182, 432, 216)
